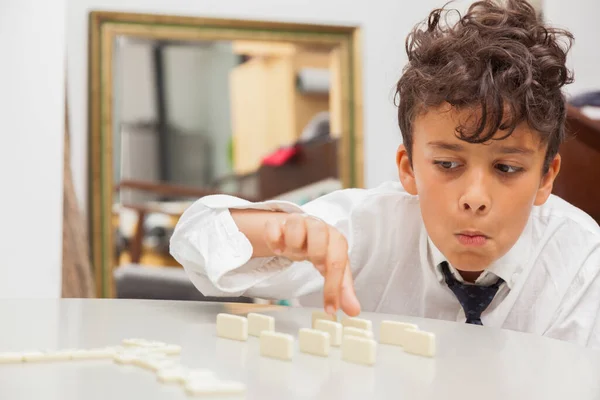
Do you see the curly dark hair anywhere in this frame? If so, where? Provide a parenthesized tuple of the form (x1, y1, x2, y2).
(396, 0, 574, 173)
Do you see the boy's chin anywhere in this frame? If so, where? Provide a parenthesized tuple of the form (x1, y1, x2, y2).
(447, 253, 494, 272)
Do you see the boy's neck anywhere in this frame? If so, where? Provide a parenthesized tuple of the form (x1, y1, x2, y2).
(457, 269, 482, 283)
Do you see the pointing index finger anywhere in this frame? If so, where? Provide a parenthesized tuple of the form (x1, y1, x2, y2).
(323, 231, 348, 314)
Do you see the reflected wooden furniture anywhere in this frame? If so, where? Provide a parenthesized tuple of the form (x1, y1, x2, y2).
(229, 41, 332, 174)
(116, 135, 338, 267)
(259, 137, 338, 199)
(115, 180, 257, 266)
(112, 181, 257, 302)
(210, 137, 339, 201)
(552, 106, 600, 225)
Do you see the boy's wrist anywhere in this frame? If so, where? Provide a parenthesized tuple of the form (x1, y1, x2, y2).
(230, 209, 288, 258)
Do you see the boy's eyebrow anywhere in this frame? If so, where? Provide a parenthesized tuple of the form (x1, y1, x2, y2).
(427, 141, 535, 155)
(427, 141, 464, 151)
(496, 146, 535, 155)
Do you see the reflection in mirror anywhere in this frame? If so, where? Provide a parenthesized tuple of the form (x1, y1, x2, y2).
(111, 36, 343, 271)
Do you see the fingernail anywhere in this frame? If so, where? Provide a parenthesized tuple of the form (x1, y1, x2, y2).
(325, 305, 335, 315)
(273, 249, 282, 255)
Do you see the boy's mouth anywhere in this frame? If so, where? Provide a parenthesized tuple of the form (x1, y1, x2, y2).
(455, 230, 489, 246)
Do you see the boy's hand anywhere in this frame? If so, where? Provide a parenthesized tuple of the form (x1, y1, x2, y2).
(264, 214, 361, 317)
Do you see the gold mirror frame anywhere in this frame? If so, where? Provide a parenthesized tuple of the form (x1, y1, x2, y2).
(88, 11, 364, 298)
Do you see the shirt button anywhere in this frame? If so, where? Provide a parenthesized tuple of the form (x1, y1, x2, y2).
(511, 273, 519, 286)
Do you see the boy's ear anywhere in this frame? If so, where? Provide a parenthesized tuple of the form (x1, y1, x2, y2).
(534, 154, 561, 206)
(397, 144, 418, 195)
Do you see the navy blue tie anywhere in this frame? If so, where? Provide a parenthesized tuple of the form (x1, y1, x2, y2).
(440, 262, 504, 326)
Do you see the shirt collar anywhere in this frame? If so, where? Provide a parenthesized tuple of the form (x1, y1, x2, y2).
(430, 221, 532, 289)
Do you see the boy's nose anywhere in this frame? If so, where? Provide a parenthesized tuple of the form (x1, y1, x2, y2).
(459, 175, 491, 215)
(462, 200, 487, 213)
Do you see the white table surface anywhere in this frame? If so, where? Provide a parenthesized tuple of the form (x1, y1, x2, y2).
(0, 299, 598, 399)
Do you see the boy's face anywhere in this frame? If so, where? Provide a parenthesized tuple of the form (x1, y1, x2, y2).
(397, 103, 561, 275)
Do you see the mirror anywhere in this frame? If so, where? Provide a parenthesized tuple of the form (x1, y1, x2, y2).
(89, 12, 363, 298)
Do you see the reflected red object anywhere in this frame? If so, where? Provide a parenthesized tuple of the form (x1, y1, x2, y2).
(261, 145, 300, 166)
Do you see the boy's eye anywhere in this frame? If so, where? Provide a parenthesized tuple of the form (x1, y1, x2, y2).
(434, 160, 461, 170)
(495, 164, 522, 174)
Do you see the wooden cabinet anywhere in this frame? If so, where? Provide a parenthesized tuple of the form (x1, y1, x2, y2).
(552, 106, 600, 225)
(229, 41, 332, 174)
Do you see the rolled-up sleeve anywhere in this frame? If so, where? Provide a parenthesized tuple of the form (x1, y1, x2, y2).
(169, 188, 371, 300)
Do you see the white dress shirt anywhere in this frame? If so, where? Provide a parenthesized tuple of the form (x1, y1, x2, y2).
(170, 181, 600, 348)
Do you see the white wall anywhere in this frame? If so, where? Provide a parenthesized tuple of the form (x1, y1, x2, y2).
(67, 0, 478, 215)
(0, 0, 65, 297)
(543, 0, 600, 96)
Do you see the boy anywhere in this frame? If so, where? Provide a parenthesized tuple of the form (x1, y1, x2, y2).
(170, 0, 600, 348)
